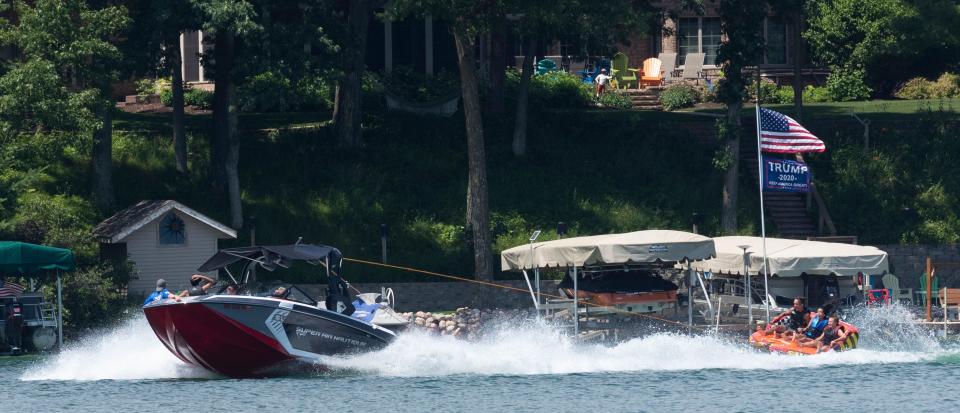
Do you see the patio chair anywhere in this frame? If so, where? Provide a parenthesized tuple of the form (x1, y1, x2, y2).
(639, 57, 663, 87)
(680, 52, 706, 82)
(536, 58, 558, 75)
(611, 52, 636, 89)
(916, 272, 940, 307)
(658, 52, 677, 82)
(881, 273, 913, 305)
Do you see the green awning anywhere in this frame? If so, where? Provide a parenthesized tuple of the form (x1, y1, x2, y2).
(0, 241, 76, 275)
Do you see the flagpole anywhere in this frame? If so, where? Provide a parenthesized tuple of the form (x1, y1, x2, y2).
(755, 69, 771, 323)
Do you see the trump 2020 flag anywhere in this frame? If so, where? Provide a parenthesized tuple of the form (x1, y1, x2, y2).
(759, 108, 825, 153)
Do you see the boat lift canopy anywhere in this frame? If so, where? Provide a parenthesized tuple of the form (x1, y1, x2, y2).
(500, 230, 716, 271)
(0, 241, 75, 349)
(686, 236, 888, 277)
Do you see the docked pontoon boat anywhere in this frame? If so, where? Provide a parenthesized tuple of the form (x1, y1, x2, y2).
(143, 243, 407, 377)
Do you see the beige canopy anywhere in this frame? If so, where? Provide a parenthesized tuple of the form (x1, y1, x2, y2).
(687, 236, 888, 277)
(500, 230, 715, 271)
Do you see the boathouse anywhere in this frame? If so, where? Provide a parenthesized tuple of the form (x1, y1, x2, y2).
(92, 200, 237, 295)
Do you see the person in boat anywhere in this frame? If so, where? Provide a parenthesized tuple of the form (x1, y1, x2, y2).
(225, 284, 240, 295)
(144, 278, 180, 305)
(765, 297, 809, 338)
(796, 315, 848, 352)
(271, 286, 288, 299)
(791, 307, 828, 343)
(179, 274, 216, 297)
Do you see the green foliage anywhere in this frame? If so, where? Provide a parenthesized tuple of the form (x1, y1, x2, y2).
(382, 66, 460, 103)
(715, 0, 767, 106)
(598, 91, 633, 109)
(826, 67, 872, 101)
(530, 70, 593, 109)
(60, 263, 130, 330)
(0, 59, 100, 133)
(915, 184, 960, 243)
(933, 73, 960, 98)
(804, 0, 960, 94)
(896, 77, 934, 100)
(6, 192, 98, 263)
(659, 84, 699, 111)
(803, 85, 832, 102)
(184, 88, 214, 110)
(160, 87, 174, 107)
(748, 78, 794, 104)
(238, 71, 294, 112)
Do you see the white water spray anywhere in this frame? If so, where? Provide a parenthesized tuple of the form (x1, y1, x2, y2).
(20, 313, 211, 381)
(322, 315, 942, 378)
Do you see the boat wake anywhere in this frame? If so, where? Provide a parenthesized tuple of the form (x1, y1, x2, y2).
(323, 305, 955, 377)
(18, 304, 956, 381)
(20, 313, 211, 381)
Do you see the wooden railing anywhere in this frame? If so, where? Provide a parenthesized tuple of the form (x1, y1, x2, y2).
(795, 154, 837, 236)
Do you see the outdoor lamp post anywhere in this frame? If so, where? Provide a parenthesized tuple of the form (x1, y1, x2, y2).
(380, 223, 389, 263)
(738, 245, 753, 326)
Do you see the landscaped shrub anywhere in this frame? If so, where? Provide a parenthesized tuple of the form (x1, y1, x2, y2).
(659, 83, 699, 110)
(932, 72, 960, 98)
(295, 76, 334, 111)
(237, 71, 294, 112)
(529, 70, 593, 109)
(136, 78, 170, 99)
(159, 87, 173, 106)
(382, 65, 460, 103)
(895, 77, 933, 99)
(184, 88, 213, 109)
(803, 85, 832, 102)
(598, 90, 632, 109)
(826, 67, 871, 101)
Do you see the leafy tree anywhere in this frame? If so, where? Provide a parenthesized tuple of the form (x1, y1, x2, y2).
(804, 0, 960, 95)
(391, 0, 503, 280)
(0, 0, 129, 212)
(715, 0, 766, 234)
(331, 0, 372, 150)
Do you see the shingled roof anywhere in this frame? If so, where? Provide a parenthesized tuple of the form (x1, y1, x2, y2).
(93, 200, 237, 243)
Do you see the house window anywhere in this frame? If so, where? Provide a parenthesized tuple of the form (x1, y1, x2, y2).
(764, 18, 788, 65)
(158, 212, 186, 245)
(678, 17, 721, 66)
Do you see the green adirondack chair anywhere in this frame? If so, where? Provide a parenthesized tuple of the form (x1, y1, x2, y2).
(611, 53, 636, 89)
(918, 272, 940, 306)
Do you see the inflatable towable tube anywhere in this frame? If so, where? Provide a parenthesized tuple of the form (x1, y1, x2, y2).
(749, 321, 860, 355)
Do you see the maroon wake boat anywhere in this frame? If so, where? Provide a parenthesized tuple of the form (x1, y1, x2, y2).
(143, 243, 403, 377)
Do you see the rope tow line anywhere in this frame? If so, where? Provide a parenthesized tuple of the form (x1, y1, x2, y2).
(343, 257, 708, 331)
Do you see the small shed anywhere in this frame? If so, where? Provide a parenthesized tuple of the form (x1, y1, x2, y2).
(93, 200, 236, 295)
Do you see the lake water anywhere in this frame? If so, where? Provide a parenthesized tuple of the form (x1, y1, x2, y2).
(5, 306, 960, 412)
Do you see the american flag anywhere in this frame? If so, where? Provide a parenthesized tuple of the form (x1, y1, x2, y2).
(759, 108, 825, 153)
(0, 280, 25, 297)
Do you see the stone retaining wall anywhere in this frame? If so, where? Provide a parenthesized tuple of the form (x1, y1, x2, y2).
(300, 280, 560, 312)
(877, 244, 960, 290)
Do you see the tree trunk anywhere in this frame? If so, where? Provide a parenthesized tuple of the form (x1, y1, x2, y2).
(512, 37, 536, 157)
(212, 31, 242, 229)
(210, 32, 234, 191)
(334, 0, 371, 149)
(486, 17, 506, 114)
(170, 38, 188, 173)
(791, 9, 804, 121)
(92, 99, 115, 212)
(721, 102, 741, 235)
(454, 30, 494, 281)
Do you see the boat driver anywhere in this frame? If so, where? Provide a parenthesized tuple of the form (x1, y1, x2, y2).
(144, 278, 180, 305)
(764, 297, 809, 338)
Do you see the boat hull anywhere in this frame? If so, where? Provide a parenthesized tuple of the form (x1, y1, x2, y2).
(143, 295, 395, 377)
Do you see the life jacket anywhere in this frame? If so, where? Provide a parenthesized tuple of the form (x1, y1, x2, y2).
(821, 325, 841, 343)
(787, 308, 809, 329)
(805, 316, 828, 338)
